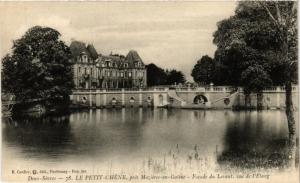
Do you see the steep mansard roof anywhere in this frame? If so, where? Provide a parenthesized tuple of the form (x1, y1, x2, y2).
(86, 44, 98, 60)
(70, 41, 144, 67)
(99, 55, 127, 67)
(70, 41, 98, 60)
(70, 40, 88, 57)
(125, 50, 143, 63)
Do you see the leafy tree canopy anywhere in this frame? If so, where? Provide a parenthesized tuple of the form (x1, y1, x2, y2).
(146, 63, 185, 86)
(191, 55, 215, 85)
(2, 26, 74, 103)
(166, 69, 186, 85)
(212, 1, 297, 91)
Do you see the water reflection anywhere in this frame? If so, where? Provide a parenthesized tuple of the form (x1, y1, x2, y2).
(218, 111, 298, 170)
(2, 115, 75, 161)
(2, 109, 298, 171)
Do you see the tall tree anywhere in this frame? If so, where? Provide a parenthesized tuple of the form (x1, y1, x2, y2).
(2, 26, 74, 107)
(146, 63, 168, 86)
(191, 55, 215, 85)
(256, 1, 298, 168)
(166, 69, 186, 85)
(213, 2, 297, 167)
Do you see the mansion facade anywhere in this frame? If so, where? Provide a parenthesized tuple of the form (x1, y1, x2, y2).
(70, 41, 147, 89)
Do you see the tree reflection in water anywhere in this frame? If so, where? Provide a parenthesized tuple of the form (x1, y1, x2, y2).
(217, 111, 299, 170)
(2, 114, 75, 161)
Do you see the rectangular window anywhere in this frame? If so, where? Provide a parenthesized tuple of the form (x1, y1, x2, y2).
(78, 67, 81, 73)
(84, 68, 87, 74)
(129, 72, 132, 77)
(121, 72, 124, 78)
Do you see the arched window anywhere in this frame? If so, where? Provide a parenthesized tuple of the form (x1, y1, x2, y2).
(147, 96, 152, 103)
(112, 97, 117, 105)
(129, 97, 135, 103)
(158, 95, 163, 106)
(82, 55, 88, 63)
(82, 96, 87, 104)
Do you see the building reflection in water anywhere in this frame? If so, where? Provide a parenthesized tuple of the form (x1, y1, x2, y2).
(2, 109, 298, 170)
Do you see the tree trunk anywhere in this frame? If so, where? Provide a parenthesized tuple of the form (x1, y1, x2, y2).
(285, 81, 297, 168)
(257, 92, 263, 110)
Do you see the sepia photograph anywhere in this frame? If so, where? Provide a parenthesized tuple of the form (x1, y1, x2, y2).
(0, 1, 299, 183)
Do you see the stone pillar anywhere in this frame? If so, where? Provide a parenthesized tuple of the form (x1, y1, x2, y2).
(276, 86, 280, 108)
(210, 84, 213, 91)
(122, 88, 125, 107)
(103, 89, 107, 107)
(77, 94, 80, 104)
(96, 90, 101, 108)
(70, 95, 74, 104)
(153, 88, 157, 107)
(89, 90, 92, 108)
(139, 88, 142, 106)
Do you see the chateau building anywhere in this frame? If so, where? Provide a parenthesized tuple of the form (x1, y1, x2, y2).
(70, 41, 147, 89)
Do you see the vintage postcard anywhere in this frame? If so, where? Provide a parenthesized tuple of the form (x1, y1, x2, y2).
(0, 1, 299, 183)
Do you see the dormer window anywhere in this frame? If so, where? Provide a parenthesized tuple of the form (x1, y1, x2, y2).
(82, 55, 88, 63)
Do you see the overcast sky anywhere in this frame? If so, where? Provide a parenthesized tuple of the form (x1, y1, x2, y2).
(0, 1, 237, 81)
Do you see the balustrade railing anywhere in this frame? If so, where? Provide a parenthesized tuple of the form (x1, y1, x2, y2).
(72, 85, 298, 93)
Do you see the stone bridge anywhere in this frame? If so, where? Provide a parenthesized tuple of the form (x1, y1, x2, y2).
(70, 86, 298, 109)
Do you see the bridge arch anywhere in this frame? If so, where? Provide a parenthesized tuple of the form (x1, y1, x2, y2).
(193, 95, 208, 104)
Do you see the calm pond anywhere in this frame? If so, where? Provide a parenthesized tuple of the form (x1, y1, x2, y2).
(2, 109, 299, 176)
